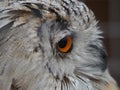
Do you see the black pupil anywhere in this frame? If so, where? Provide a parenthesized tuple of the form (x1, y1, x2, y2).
(58, 37, 67, 48)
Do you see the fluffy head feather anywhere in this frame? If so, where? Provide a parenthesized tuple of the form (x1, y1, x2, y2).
(0, 0, 118, 90)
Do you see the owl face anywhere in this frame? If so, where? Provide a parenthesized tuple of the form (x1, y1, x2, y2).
(0, 0, 108, 90)
(36, 17, 106, 80)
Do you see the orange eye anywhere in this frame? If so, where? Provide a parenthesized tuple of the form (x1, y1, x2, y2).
(57, 36, 73, 53)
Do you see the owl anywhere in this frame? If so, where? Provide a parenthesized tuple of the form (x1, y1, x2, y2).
(0, 0, 119, 90)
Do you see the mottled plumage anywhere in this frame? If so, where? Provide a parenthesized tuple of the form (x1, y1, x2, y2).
(0, 0, 119, 90)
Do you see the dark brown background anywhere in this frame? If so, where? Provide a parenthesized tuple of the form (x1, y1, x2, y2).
(84, 0, 120, 87)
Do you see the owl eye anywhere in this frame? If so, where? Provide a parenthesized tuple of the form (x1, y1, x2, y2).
(56, 36, 73, 53)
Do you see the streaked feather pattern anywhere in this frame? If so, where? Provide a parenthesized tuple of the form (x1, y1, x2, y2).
(0, 0, 119, 90)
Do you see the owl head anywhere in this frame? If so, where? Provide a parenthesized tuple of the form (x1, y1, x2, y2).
(0, 0, 108, 89)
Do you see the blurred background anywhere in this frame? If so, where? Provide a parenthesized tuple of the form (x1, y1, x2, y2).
(84, 0, 120, 87)
(0, 0, 120, 87)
